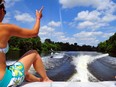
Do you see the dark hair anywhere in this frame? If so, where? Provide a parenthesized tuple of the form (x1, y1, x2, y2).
(0, 0, 6, 14)
(0, 0, 4, 3)
(0, 0, 2, 3)
(0, 0, 5, 9)
(0, 4, 4, 9)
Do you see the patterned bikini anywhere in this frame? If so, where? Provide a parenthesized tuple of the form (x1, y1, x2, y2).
(0, 44, 25, 87)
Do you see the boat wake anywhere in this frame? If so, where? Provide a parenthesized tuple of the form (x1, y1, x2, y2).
(7, 52, 115, 82)
(69, 54, 109, 82)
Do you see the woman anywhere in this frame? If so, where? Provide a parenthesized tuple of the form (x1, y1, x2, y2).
(0, 0, 52, 87)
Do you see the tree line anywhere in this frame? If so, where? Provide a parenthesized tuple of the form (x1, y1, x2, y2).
(7, 36, 97, 60)
(97, 33, 116, 57)
(7, 32, 116, 60)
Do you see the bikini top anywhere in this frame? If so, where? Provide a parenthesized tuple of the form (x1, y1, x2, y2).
(0, 44, 9, 53)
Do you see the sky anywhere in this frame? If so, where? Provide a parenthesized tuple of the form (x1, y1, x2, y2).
(3, 0, 116, 46)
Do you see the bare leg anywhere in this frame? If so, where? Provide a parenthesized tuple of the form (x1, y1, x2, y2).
(18, 50, 52, 82)
(25, 72, 42, 82)
(32, 54, 51, 81)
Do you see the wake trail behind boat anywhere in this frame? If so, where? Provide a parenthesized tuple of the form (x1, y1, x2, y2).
(69, 54, 109, 82)
(90, 54, 109, 63)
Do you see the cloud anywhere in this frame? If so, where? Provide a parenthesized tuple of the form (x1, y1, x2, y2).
(48, 21, 61, 27)
(74, 10, 104, 29)
(74, 6, 116, 30)
(73, 31, 114, 46)
(39, 19, 114, 46)
(39, 21, 76, 44)
(54, 32, 76, 43)
(5, 0, 21, 8)
(14, 12, 34, 23)
(77, 21, 108, 29)
(39, 21, 62, 39)
(59, 0, 97, 8)
(59, 0, 116, 11)
(102, 14, 116, 22)
(3, 17, 11, 23)
(60, 0, 116, 30)
(40, 0, 116, 46)
(77, 21, 94, 29)
(39, 25, 55, 42)
(75, 10, 101, 22)
(73, 31, 102, 38)
(39, 25, 54, 35)
(3, 12, 11, 23)
(96, 0, 116, 11)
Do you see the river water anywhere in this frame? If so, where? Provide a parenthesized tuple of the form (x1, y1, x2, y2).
(7, 51, 116, 82)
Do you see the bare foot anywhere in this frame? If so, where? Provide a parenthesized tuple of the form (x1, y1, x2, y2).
(42, 77, 53, 82)
(25, 76, 43, 82)
(37, 78, 43, 82)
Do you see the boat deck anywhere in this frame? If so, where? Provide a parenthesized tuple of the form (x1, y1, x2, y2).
(21, 81, 116, 87)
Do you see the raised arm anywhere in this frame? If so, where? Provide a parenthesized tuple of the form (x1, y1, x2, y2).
(6, 6, 44, 38)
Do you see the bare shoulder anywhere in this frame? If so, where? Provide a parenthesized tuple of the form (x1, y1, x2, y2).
(0, 23, 16, 30)
(0, 23, 36, 38)
(0, 23, 22, 36)
(0, 23, 24, 33)
(0, 23, 13, 26)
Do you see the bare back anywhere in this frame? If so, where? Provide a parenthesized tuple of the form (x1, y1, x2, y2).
(0, 23, 10, 47)
(0, 23, 10, 80)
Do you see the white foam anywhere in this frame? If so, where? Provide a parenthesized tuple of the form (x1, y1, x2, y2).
(70, 54, 108, 82)
(71, 55, 91, 82)
(52, 53, 64, 59)
(90, 54, 109, 63)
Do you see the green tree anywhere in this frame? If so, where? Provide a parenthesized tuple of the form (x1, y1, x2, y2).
(97, 32, 116, 57)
